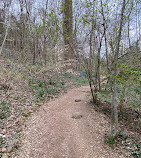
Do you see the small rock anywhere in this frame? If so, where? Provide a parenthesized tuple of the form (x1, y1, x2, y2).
(7, 145, 14, 153)
(1, 147, 6, 152)
(0, 134, 6, 138)
(72, 112, 83, 119)
(1, 129, 6, 134)
(1, 154, 8, 158)
(75, 99, 81, 102)
(8, 140, 16, 146)
(12, 133, 19, 139)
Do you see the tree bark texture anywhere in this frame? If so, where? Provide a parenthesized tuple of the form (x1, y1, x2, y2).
(63, 0, 74, 60)
(111, 0, 126, 136)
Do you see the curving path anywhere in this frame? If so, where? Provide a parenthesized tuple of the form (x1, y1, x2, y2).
(18, 86, 125, 158)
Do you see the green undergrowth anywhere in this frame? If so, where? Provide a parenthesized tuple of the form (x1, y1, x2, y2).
(97, 83, 141, 110)
(91, 82, 141, 157)
(96, 111, 140, 157)
(0, 58, 88, 157)
(105, 131, 141, 158)
(28, 73, 88, 102)
(0, 101, 11, 119)
(28, 78, 63, 101)
(63, 72, 88, 85)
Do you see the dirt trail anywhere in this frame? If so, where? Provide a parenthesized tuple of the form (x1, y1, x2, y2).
(18, 86, 125, 158)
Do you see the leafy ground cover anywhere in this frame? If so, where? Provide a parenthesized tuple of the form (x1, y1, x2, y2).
(0, 57, 88, 158)
(91, 82, 141, 158)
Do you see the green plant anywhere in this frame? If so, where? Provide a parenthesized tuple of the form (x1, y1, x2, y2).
(134, 87, 141, 95)
(97, 90, 112, 103)
(48, 79, 56, 85)
(119, 131, 129, 140)
(28, 78, 64, 101)
(64, 72, 75, 79)
(0, 136, 5, 146)
(105, 135, 118, 149)
(132, 150, 140, 158)
(38, 89, 45, 98)
(119, 132, 141, 158)
(75, 77, 88, 84)
(131, 139, 141, 158)
(56, 81, 65, 88)
(0, 101, 11, 119)
(22, 111, 32, 118)
(46, 87, 60, 95)
(38, 80, 44, 87)
(28, 79, 46, 99)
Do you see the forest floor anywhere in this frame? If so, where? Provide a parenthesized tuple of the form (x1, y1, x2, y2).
(0, 57, 140, 158)
(16, 86, 126, 158)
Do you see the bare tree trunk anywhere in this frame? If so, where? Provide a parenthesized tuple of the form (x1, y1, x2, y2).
(127, 2, 133, 48)
(0, 0, 12, 55)
(33, 37, 36, 65)
(85, 59, 97, 104)
(100, 0, 112, 91)
(136, 1, 138, 41)
(128, 20, 131, 48)
(89, 24, 93, 59)
(89, 2, 95, 59)
(41, 0, 48, 66)
(0, 22, 9, 55)
(119, 86, 126, 112)
(43, 35, 47, 66)
(96, 34, 104, 91)
(19, 0, 25, 59)
(111, 0, 126, 136)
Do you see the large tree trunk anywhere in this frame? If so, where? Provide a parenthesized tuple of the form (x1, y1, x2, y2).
(63, 0, 74, 60)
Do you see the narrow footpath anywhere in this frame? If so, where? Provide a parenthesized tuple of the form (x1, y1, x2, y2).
(17, 86, 125, 158)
